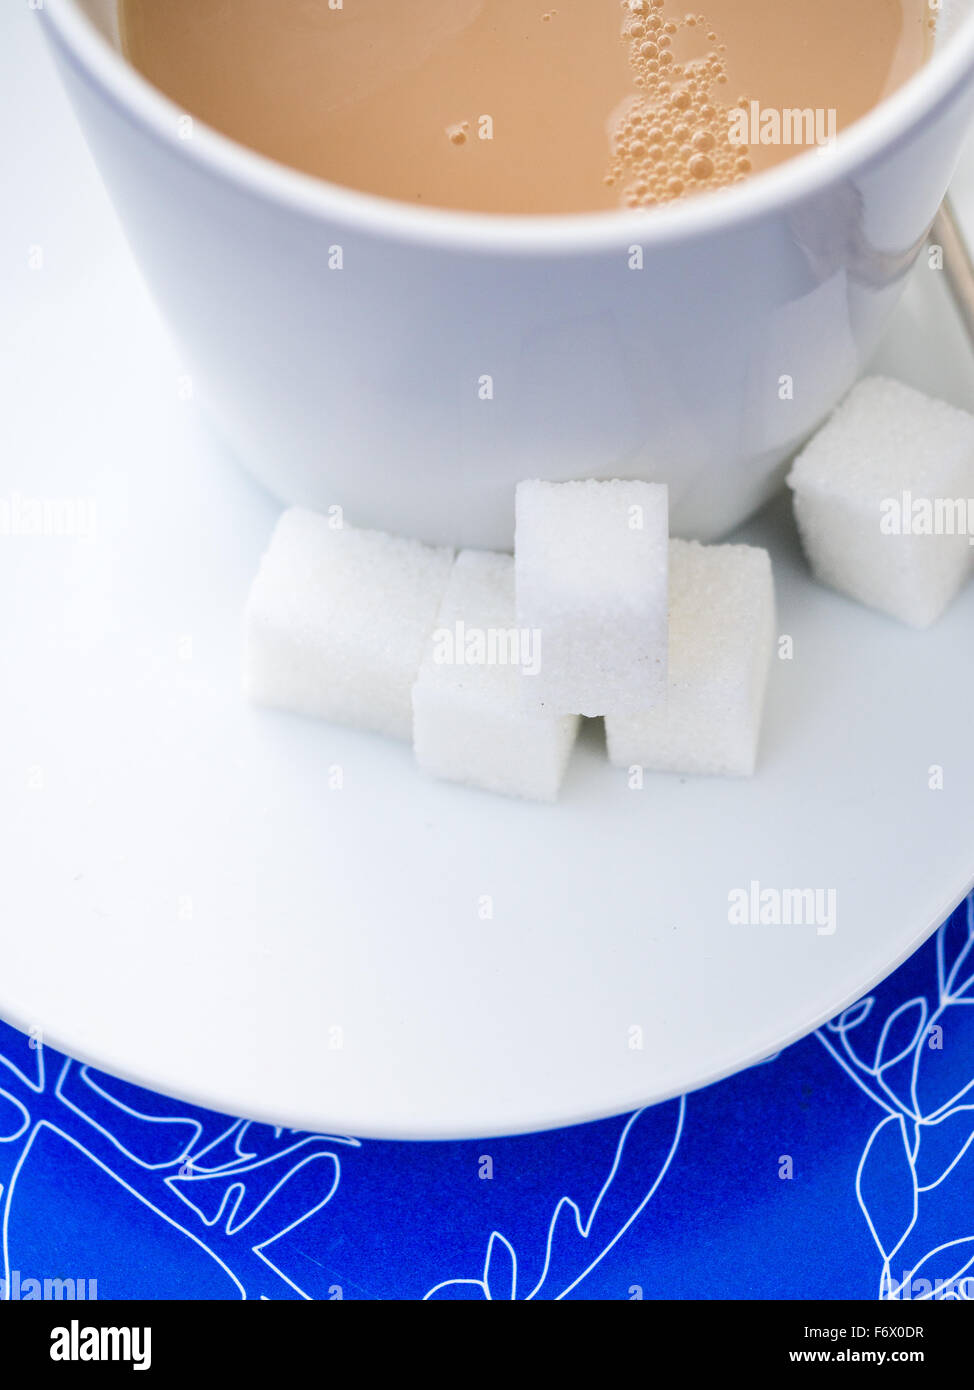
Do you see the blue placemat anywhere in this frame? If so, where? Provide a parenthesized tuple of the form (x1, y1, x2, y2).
(1, 894, 971, 1302)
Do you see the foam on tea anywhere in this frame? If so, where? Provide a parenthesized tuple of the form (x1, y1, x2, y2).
(119, 0, 935, 214)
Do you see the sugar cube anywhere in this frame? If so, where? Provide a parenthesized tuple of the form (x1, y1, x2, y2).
(606, 539, 775, 778)
(787, 376, 974, 628)
(515, 479, 668, 717)
(413, 550, 580, 801)
(245, 508, 454, 740)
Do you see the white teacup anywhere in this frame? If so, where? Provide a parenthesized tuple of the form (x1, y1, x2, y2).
(42, 0, 974, 547)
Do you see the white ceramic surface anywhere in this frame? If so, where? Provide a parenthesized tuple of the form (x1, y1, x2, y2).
(37, 0, 974, 547)
(3, 2, 974, 1138)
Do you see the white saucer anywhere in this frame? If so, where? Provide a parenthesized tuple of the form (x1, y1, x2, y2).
(2, 12, 974, 1138)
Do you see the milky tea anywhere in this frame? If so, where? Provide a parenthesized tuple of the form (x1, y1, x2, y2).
(120, 0, 935, 214)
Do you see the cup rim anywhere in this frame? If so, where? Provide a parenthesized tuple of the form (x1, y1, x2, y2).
(44, 0, 974, 253)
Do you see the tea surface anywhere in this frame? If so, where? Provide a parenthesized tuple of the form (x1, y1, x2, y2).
(120, 0, 934, 213)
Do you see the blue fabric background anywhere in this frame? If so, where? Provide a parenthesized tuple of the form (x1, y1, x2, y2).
(1, 894, 971, 1301)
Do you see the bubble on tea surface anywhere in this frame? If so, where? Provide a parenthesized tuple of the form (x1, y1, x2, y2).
(608, 0, 753, 207)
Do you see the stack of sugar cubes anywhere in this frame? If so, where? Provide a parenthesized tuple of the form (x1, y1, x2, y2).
(515, 481, 775, 781)
(244, 479, 777, 801)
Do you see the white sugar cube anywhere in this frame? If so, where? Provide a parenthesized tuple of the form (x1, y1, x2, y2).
(413, 550, 580, 801)
(787, 376, 974, 628)
(606, 540, 775, 778)
(245, 508, 454, 740)
(515, 479, 668, 717)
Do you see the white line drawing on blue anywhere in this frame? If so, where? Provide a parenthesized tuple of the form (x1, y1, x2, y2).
(0, 1033, 45, 1095)
(0, 1044, 359, 1300)
(816, 896, 974, 1301)
(0, 1090, 30, 1146)
(424, 1096, 686, 1300)
(166, 1147, 347, 1300)
(3, 1122, 247, 1299)
(54, 1061, 201, 1170)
